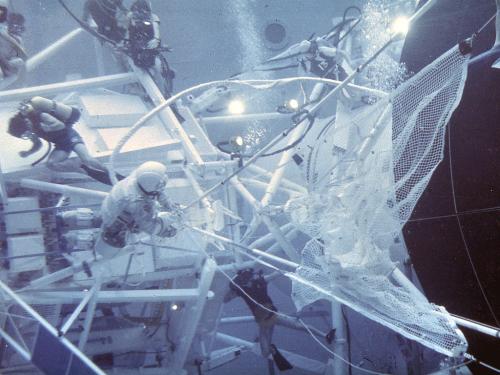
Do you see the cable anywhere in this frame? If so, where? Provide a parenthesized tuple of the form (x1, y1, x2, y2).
(464, 353, 500, 374)
(260, 113, 316, 158)
(31, 142, 51, 167)
(447, 126, 500, 327)
(407, 205, 500, 223)
(341, 306, 353, 375)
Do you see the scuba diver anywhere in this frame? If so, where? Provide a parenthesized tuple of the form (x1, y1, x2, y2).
(224, 268, 335, 372)
(96, 161, 178, 258)
(224, 268, 293, 372)
(125, 0, 175, 96)
(296, 36, 350, 104)
(6, 96, 118, 185)
(0, 0, 27, 80)
(82, 0, 128, 43)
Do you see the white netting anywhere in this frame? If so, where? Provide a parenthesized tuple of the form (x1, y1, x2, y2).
(286, 45, 469, 357)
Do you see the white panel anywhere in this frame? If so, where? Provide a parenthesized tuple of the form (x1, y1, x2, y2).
(79, 94, 148, 129)
(5, 197, 43, 235)
(7, 234, 46, 272)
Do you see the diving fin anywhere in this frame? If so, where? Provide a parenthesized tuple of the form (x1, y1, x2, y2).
(270, 344, 293, 372)
(81, 165, 125, 186)
(492, 57, 500, 70)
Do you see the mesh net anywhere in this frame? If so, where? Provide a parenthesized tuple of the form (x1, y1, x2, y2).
(285, 45, 469, 357)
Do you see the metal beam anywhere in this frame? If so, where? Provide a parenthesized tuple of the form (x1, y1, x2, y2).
(20, 179, 108, 199)
(18, 288, 203, 305)
(191, 227, 299, 270)
(171, 258, 217, 370)
(132, 65, 204, 165)
(260, 119, 309, 207)
(60, 282, 100, 336)
(202, 112, 290, 125)
(0, 280, 106, 375)
(0, 73, 137, 102)
(78, 275, 101, 350)
(26, 28, 85, 72)
(247, 164, 307, 195)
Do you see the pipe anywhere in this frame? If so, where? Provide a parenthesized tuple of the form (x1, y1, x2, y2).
(21, 178, 108, 199)
(451, 315, 500, 339)
(190, 226, 299, 269)
(0, 73, 137, 102)
(26, 28, 85, 72)
(202, 112, 290, 125)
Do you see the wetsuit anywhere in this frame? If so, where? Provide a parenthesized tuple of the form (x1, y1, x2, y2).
(230, 271, 278, 327)
(83, 0, 126, 42)
(27, 99, 83, 152)
(128, 13, 160, 69)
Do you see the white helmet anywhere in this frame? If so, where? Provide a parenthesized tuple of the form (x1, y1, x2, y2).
(135, 161, 168, 196)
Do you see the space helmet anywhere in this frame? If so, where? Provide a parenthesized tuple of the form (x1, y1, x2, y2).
(135, 161, 168, 196)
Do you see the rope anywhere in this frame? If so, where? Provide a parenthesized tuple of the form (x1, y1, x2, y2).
(447, 125, 500, 326)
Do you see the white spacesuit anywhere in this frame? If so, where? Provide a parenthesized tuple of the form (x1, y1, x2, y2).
(96, 161, 178, 258)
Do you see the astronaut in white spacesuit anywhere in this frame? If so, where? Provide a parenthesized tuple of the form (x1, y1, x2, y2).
(95, 161, 178, 258)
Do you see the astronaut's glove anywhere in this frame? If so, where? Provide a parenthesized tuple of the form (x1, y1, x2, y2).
(154, 211, 178, 238)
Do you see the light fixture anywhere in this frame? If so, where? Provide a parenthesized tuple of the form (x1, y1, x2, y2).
(229, 135, 244, 151)
(391, 16, 410, 36)
(288, 99, 299, 110)
(228, 99, 245, 115)
(170, 303, 179, 311)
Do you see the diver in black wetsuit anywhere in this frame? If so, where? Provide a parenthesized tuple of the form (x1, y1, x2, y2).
(125, 0, 175, 96)
(224, 268, 293, 372)
(82, 0, 127, 43)
(7, 96, 120, 185)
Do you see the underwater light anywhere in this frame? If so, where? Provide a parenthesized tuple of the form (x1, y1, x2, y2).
(228, 99, 245, 115)
(230, 135, 244, 150)
(392, 16, 410, 35)
(288, 99, 299, 110)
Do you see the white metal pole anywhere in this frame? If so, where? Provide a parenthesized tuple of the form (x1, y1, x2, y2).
(26, 28, 85, 72)
(261, 119, 309, 207)
(450, 315, 500, 339)
(248, 222, 295, 249)
(0, 73, 137, 102)
(229, 177, 299, 261)
(59, 282, 100, 336)
(202, 112, 290, 125)
(172, 258, 217, 370)
(132, 65, 204, 166)
(190, 227, 299, 269)
(78, 274, 101, 350)
(331, 302, 348, 375)
(247, 164, 307, 194)
(0, 280, 107, 375)
(240, 177, 299, 196)
(18, 288, 205, 305)
(20, 179, 108, 199)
